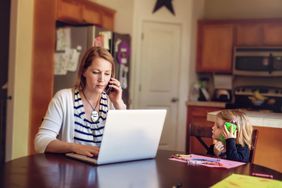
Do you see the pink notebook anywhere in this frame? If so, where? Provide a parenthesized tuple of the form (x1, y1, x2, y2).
(169, 154, 245, 169)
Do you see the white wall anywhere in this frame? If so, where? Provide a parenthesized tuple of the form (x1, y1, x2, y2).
(95, 0, 134, 35)
(132, 0, 192, 151)
(94, 0, 205, 151)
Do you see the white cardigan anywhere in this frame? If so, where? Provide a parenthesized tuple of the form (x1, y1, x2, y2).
(34, 89, 75, 153)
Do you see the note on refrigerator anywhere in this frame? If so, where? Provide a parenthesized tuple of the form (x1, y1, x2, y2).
(56, 28, 71, 51)
(54, 53, 67, 75)
(65, 48, 81, 72)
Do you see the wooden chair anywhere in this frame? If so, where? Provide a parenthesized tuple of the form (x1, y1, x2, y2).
(249, 129, 259, 163)
(186, 123, 212, 154)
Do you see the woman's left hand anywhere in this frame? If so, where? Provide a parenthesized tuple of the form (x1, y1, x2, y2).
(107, 78, 126, 109)
(222, 124, 237, 139)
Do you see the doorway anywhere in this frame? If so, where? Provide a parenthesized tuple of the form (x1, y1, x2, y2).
(0, 0, 11, 164)
(139, 21, 181, 150)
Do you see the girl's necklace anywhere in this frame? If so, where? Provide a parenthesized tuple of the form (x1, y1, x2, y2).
(82, 90, 100, 122)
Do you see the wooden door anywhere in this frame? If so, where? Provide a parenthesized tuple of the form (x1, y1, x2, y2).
(197, 23, 234, 73)
(139, 21, 181, 150)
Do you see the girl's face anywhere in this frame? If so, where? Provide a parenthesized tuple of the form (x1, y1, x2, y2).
(83, 57, 112, 93)
(212, 118, 225, 140)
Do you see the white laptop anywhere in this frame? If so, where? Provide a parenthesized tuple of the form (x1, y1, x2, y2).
(66, 109, 167, 165)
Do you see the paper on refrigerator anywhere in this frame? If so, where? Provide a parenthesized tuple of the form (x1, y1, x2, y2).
(54, 53, 67, 75)
(56, 28, 71, 51)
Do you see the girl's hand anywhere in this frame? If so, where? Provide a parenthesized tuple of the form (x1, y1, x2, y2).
(71, 143, 100, 157)
(213, 141, 225, 157)
(107, 78, 126, 109)
(222, 124, 237, 139)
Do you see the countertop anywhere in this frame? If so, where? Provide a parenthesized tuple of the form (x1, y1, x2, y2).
(207, 110, 282, 129)
(187, 101, 226, 108)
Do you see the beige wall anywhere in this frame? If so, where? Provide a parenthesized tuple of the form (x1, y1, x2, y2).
(94, 0, 134, 35)
(204, 0, 282, 19)
(6, 0, 34, 160)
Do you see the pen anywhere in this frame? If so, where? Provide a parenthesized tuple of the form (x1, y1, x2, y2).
(251, 172, 273, 179)
(192, 158, 220, 162)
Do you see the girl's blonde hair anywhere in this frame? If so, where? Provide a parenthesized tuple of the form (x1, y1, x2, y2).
(217, 109, 253, 149)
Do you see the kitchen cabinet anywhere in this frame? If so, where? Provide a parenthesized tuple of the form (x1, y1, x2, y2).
(56, 0, 115, 30)
(197, 22, 234, 73)
(235, 21, 282, 46)
(56, 0, 83, 23)
(197, 19, 282, 74)
(235, 24, 263, 46)
(263, 23, 282, 46)
(186, 104, 224, 154)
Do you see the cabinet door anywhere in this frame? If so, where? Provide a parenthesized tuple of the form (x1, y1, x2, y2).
(101, 11, 114, 31)
(56, 0, 83, 23)
(82, 1, 102, 25)
(197, 24, 234, 73)
(236, 24, 263, 46)
(263, 23, 282, 46)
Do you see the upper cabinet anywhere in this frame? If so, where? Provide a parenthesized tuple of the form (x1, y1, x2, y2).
(235, 23, 263, 46)
(197, 22, 234, 73)
(263, 23, 282, 46)
(56, 0, 115, 30)
(197, 19, 282, 73)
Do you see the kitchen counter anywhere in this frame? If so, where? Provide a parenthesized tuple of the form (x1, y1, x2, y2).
(207, 110, 282, 129)
(187, 101, 226, 108)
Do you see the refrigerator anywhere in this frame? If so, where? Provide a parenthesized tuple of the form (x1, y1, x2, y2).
(54, 25, 131, 107)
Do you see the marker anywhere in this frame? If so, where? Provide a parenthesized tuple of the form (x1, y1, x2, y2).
(192, 158, 220, 162)
(252, 172, 273, 179)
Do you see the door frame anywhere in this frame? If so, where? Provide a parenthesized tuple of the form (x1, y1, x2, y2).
(0, 0, 11, 164)
(131, 19, 189, 151)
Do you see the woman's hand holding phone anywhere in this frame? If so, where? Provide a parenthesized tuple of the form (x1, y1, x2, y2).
(106, 78, 126, 109)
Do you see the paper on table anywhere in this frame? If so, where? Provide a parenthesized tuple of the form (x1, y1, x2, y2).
(169, 154, 245, 169)
(211, 174, 282, 188)
(214, 74, 233, 89)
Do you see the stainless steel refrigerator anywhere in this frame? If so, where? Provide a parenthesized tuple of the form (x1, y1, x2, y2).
(54, 25, 131, 107)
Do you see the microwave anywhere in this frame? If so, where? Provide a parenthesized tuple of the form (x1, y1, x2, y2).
(233, 47, 282, 76)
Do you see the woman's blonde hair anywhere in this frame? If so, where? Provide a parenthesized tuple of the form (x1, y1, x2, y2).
(217, 109, 253, 149)
(74, 46, 115, 90)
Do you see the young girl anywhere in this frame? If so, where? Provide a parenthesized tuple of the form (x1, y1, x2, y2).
(207, 109, 253, 162)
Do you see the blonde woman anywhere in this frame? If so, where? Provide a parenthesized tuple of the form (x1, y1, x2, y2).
(207, 109, 253, 162)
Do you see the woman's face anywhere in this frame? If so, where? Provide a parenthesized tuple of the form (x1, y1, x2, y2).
(212, 118, 225, 139)
(83, 57, 112, 93)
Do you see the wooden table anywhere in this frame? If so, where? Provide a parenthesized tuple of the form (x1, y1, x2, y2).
(1, 150, 281, 188)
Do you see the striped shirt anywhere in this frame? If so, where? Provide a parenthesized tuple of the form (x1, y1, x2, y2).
(73, 89, 109, 147)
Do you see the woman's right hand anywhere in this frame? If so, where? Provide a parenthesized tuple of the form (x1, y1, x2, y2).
(213, 141, 225, 157)
(70, 143, 100, 157)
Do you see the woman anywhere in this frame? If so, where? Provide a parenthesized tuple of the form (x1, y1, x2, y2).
(34, 47, 126, 157)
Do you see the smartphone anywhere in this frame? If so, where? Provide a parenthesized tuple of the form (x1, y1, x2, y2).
(105, 84, 112, 94)
(105, 75, 114, 94)
(218, 122, 237, 143)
